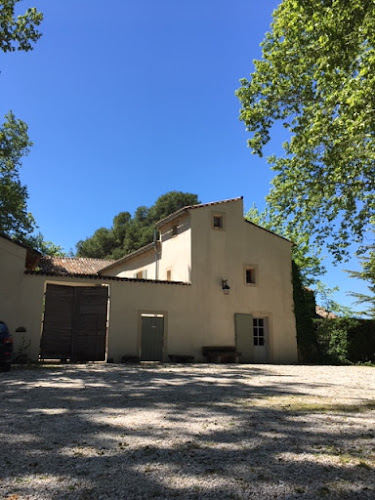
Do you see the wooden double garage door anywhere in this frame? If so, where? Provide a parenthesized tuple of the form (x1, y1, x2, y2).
(40, 284, 108, 362)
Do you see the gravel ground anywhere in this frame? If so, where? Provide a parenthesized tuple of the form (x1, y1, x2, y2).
(0, 363, 374, 500)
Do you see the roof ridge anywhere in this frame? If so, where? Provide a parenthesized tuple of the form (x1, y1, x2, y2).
(98, 242, 155, 273)
(244, 219, 293, 244)
(156, 196, 243, 228)
(42, 256, 115, 262)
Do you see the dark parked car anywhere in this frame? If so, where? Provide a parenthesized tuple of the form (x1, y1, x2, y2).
(0, 321, 13, 371)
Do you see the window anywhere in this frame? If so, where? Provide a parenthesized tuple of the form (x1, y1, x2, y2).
(253, 318, 265, 346)
(135, 269, 147, 279)
(244, 265, 257, 285)
(166, 269, 172, 281)
(212, 214, 224, 230)
(245, 267, 256, 284)
(172, 225, 178, 236)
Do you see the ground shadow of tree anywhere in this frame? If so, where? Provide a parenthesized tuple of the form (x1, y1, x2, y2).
(0, 364, 374, 499)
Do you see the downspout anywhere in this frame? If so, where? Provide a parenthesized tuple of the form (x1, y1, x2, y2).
(153, 229, 160, 280)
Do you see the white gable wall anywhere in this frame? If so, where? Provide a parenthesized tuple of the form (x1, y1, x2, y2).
(104, 249, 157, 279)
(0, 237, 27, 334)
(158, 214, 192, 282)
(103, 214, 192, 283)
(189, 198, 297, 363)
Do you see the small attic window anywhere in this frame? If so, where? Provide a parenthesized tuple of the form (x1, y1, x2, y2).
(244, 265, 257, 286)
(246, 268, 256, 284)
(212, 214, 224, 230)
(135, 269, 147, 279)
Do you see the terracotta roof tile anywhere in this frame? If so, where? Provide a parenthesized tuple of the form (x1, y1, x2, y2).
(315, 305, 337, 319)
(38, 257, 114, 276)
(25, 269, 190, 285)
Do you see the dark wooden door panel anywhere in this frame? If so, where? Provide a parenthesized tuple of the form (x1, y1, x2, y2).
(40, 285, 108, 361)
(40, 285, 74, 359)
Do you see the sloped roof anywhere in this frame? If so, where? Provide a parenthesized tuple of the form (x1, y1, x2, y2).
(0, 233, 41, 256)
(99, 198, 244, 272)
(1, 233, 42, 271)
(100, 196, 292, 270)
(26, 268, 189, 285)
(155, 196, 243, 228)
(38, 257, 114, 276)
(244, 220, 293, 244)
(98, 242, 155, 274)
(315, 305, 337, 319)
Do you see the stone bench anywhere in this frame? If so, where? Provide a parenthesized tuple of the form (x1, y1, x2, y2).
(202, 346, 241, 363)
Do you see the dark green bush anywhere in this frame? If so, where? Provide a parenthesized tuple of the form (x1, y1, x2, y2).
(347, 320, 375, 363)
(292, 261, 319, 362)
(314, 318, 359, 364)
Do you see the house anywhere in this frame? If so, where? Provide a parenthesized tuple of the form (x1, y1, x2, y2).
(0, 197, 298, 364)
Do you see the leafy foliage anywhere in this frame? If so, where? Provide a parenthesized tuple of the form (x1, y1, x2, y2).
(246, 205, 325, 284)
(347, 319, 375, 363)
(76, 191, 200, 259)
(0, 2, 63, 254)
(0, 111, 35, 237)
(0, 0, 43, 52)
(24, 232, 65, 256)
(347, 246, 375, 317)
(237, 0, 375, 261)
(315, 281, 354, 318)
(291, 260, 319, 362)
(0, 1, 50, 249)
(315, 317, 359, 364)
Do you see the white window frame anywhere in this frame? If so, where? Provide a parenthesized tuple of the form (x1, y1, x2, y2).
(253, 317, 266, 346)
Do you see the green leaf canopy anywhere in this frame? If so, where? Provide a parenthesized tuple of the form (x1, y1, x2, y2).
(237, 0, 375, 261)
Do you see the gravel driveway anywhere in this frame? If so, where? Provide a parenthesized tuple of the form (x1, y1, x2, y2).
(0, 364, 374, 500)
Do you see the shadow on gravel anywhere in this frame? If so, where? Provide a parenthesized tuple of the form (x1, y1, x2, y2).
(0, 364, 374, 499)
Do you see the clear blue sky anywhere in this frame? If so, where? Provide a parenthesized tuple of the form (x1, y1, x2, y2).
(1, 0, 370, 313)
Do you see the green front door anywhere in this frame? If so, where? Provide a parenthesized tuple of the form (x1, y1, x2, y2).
(235, 313, 253, 363)
(140, 315, 164, 361)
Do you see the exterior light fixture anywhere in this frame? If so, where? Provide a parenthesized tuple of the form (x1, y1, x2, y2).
(221, 279, 230, 295)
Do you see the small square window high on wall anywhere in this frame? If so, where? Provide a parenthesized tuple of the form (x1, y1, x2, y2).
(245, 267, 256, 284)
(212, 214, 224, 229)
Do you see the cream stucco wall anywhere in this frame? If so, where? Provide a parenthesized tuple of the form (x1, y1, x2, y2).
(1, 197, 298, 364)
(0, 238, 43, 358)
(188, 198, 297, 363)
(103, 215, 192, 283)
(104, 249, 157, 279)
(15, 273, 203, 362)
(158, 214, 191, 282)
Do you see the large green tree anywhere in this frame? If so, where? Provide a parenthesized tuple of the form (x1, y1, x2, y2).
(0, 0, 43, 238)
(237, 0, 375, 261)
(76, 191, 200, 259)
(0, 0, 43, 52)
(0, 111, 35, 237)
(245, 204, 325, 285)
(347, 246, 375, 318)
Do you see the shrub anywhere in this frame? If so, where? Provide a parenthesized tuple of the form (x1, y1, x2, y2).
(315, 318, 359, 364)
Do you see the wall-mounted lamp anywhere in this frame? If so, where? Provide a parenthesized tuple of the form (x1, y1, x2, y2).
(221, 279, 230, 295)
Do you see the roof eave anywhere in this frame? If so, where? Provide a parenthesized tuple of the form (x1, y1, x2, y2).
(98, 242, 155, 273)
(244, 219, 294, 244)
(156, 196, 243, 229)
